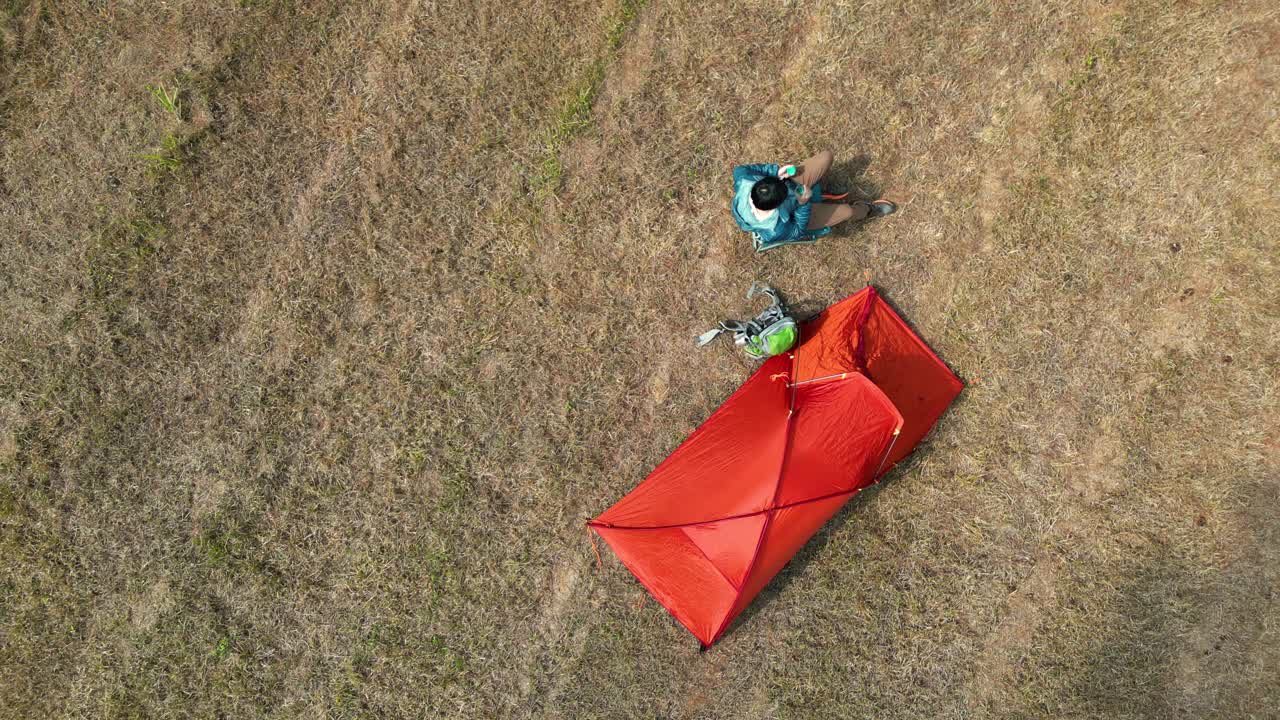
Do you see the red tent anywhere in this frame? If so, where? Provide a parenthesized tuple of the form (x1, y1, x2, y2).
(588, 287, 963, 647)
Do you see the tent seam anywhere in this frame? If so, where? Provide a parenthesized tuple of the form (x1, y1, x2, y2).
(587, 487, 859, 531)
(853, 286, 878, 376)
(589, 376, 901, 532)
(706, 350, 800, 644)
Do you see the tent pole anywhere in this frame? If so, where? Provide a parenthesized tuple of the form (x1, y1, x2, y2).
(873, 428, 901, 479)
(790, 371, 849, 388)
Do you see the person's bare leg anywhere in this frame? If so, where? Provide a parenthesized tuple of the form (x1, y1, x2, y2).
(795, 149, 833, 189)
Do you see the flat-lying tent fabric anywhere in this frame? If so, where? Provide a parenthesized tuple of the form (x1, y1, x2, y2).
(589, 287, 963, 647)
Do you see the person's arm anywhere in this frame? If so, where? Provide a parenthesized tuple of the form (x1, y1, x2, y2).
(790, 198, 813, 238)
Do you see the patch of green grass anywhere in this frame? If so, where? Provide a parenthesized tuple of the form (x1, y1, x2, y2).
(436, 467, 472, 513)
(140, 133, 186, 176)
(363, 622, 394, 648)
(146, 82, 182, 119)
(328, 653, 373, 718)
(0, 484, 15, 518)
(428, 634, 467, 682)
(2, 0, 31, 21)
(422, 546, 455, 596)
(212, 635, 232, 659)
(1049, 42, 1118, 153)
(79, 214, 165, 324)
(404, 446, 428, 470)
(606, 0, 643, 51)
(194, 528, 233, 566)
(530, 0, 646, 197)
(535, 145, 564, 196)
(190, 515, 286, 591)
(1065, 39, 1117, 93)
(88, 216, 163, 276)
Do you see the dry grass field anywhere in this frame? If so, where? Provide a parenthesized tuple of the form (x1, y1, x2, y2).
(1, 0, 1277, 717)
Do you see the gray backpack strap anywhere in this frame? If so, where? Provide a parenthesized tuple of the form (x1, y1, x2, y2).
(695, 327, 724, 347)
(746, 283, 786, 326)
(696, 320, 747, 348)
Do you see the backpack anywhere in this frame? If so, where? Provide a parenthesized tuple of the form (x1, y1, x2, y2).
(695, 283, 798, 359)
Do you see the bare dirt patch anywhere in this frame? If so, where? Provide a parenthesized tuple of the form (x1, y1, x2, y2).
(970, 554, 1063, 705)
(976, 88, 1048, 246)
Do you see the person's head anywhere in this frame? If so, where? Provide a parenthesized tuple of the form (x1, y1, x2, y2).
(750, 177, 787, 211)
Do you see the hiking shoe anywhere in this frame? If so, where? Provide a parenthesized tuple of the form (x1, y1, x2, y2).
(866, 200, 897, 218)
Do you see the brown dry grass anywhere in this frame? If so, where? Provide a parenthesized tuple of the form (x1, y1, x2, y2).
(1, 0, 1277, 718)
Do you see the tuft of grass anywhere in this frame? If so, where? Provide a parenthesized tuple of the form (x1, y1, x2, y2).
(189, 514, 286, 592)
(194, 528, 233, 566)
(0, 484, 15, 518)
(606, 0, 643, 51)
(427, 634, 468, 681)
(139, 133, 185, 176)
(146, 82, 182, 119)
(212, 635, 232, 659)
(404, 446, 428, 470)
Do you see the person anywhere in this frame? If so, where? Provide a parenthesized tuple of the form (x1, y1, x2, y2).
(730, 150, 896, 252)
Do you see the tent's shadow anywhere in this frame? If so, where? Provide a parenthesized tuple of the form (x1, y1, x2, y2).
(715, 452, 926, 646)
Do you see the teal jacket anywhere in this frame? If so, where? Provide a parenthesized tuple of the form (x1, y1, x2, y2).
(730, 163, 830, 251)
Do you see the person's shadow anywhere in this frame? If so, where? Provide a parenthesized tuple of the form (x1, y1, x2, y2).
(816, 154, 883, 238)
(824, 154, 880, 201)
